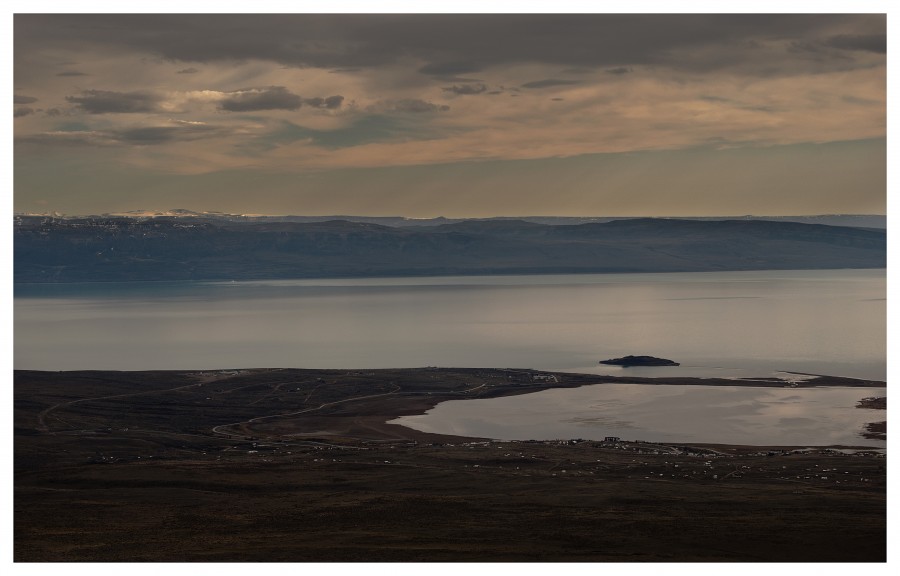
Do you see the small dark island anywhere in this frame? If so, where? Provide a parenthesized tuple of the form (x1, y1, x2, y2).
(600, 355, 680, 367)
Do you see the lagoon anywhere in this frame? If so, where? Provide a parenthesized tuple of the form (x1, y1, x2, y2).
(389, 383, 887, 448)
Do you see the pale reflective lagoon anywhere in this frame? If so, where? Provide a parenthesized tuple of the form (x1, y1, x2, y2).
(390, 384, 887, 447)
(15, 269, 885, 380)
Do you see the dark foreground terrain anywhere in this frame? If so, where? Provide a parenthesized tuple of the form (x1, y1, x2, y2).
(15, 368, 886, 562)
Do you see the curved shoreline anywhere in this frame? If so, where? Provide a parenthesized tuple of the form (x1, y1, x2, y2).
(244, 370, 879, 446)
(16, 367, 883, 445)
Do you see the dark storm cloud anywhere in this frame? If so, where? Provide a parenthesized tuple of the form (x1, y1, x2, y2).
(304, 95, 345, 109)
(443, 83, 488, 95)
(65, 90, 162, 114)
(378, 99, 450, 113)
(521, 79, 580, 89)
(177, 67, 199, 74)
(324, 95, 344, 109)
(218, 86, 303, 112)
(15, 107, 35, 117)
(14, 14, 885, 77)
(56, 71, 89, 77)
(824, 34, 887, 54)
(606, 67, 633, 75)
(15, 94, 38, 104)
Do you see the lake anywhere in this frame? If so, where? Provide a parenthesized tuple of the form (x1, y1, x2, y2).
(14, 269, 885, 380)
(389, 384, 887, 448)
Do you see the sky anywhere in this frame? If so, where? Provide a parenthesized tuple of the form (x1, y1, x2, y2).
(11, 7, 889, 217)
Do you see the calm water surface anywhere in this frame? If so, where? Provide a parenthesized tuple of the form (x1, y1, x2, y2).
(14, 269, 885, 380)
(389, 384, 886, 447)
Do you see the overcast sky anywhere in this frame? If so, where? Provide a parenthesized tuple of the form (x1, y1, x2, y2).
(12, 11, 887, 217)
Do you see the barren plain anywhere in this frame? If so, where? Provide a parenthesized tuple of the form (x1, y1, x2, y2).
(14, 368, 886, 562)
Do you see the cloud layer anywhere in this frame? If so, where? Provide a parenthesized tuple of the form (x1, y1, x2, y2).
(13, 13, 886, 216)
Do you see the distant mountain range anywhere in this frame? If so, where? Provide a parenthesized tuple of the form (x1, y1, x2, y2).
(15, 210, 887, 229)
(14, 215, 886, 283)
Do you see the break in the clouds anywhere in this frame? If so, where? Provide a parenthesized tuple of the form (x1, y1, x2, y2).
(13, 13, 886, 217)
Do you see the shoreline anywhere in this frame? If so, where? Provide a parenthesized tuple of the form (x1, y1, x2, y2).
(15, 367, 885, 446)
(12, 265, 889, 286)
(13, 366, 886, 385)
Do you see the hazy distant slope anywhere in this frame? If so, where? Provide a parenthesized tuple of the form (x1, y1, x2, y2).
(26, 210, 886, 229)
(14, 216, 885, 283)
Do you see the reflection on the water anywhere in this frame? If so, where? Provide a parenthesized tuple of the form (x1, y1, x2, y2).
(390, 384, 886, 447)
(15, 269, 885, 379)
